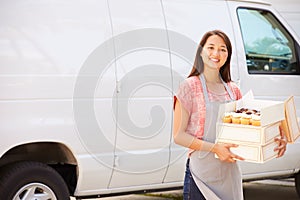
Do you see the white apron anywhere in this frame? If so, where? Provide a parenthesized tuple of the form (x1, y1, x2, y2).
(189, 74, 243, 200)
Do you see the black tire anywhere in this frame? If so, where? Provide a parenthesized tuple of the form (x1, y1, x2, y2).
(295, 172, 300, 198)
(0, 161, 70, 200)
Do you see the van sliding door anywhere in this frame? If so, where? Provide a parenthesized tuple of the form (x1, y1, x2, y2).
(108, 0, 172, 188)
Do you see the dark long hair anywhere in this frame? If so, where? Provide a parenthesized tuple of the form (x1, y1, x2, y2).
(188, 30, 232, 82)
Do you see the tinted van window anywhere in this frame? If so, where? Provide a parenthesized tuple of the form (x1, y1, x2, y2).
(237, 8, 299, 74)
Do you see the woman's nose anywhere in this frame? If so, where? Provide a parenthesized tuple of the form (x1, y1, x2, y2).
(212, 49, 220, 56)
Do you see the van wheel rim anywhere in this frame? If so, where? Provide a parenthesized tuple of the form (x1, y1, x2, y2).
(13, 182, 57, 200)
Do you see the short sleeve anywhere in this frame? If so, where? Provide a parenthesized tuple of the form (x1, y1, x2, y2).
(175, 80, 193, 114)
(229, 82, 242, 100)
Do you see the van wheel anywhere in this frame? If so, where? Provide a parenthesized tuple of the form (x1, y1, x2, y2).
(295, 172, 300, 197)
(0, 161, 70, 200)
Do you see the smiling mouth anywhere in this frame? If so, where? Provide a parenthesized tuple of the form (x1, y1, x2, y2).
(210, 58, 220, 62)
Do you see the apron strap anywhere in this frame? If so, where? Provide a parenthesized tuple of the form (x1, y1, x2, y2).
(220, 76, 235, 101)
(199, 74, 209, 103)
(199, 73, 235, 102)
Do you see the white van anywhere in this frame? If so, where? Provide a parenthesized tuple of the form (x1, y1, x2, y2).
(0, 0, 299, 199)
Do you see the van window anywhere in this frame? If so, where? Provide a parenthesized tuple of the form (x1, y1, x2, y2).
(237, 8, 299, 74)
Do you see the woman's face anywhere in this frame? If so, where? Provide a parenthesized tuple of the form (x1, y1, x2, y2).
(201, 35, 228, 71)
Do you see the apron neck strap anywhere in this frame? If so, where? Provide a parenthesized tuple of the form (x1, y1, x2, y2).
(220, 76, 235, 101)
(199, 74, 209, 102)
(199, 73, 235, 103)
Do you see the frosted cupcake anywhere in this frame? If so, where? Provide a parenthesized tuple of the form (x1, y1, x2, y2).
(241, 113, 251, 125)
(222, 112, 232, 123)
(232, 112, 242, 124)
(251, 114, 261, 126)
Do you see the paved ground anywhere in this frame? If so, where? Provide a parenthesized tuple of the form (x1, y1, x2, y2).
(72, 179, 298, 200)
(243, 179, 298, 200)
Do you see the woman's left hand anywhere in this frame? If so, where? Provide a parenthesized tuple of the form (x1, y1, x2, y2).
(274, 125, 287, 158)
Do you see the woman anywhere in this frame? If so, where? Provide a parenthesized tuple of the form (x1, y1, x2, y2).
(173, 30, 287, 200)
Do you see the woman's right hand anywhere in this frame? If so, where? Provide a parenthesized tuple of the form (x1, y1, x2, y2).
(212, 143, 244, 163)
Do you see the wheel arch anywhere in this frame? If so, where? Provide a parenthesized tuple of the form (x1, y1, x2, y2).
(0, 142, 78, 195)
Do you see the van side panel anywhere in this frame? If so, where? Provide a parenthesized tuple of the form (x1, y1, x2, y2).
(0, 0, 117, 196)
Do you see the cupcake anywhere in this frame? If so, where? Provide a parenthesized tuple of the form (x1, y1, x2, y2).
(241, 113, 251, 125)
(251, 114, 261, 126)
(222, 112, 232, 123)
(232, 112, 242, 124)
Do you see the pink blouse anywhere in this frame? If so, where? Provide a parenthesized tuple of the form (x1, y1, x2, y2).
(175, 76, 242, 140)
